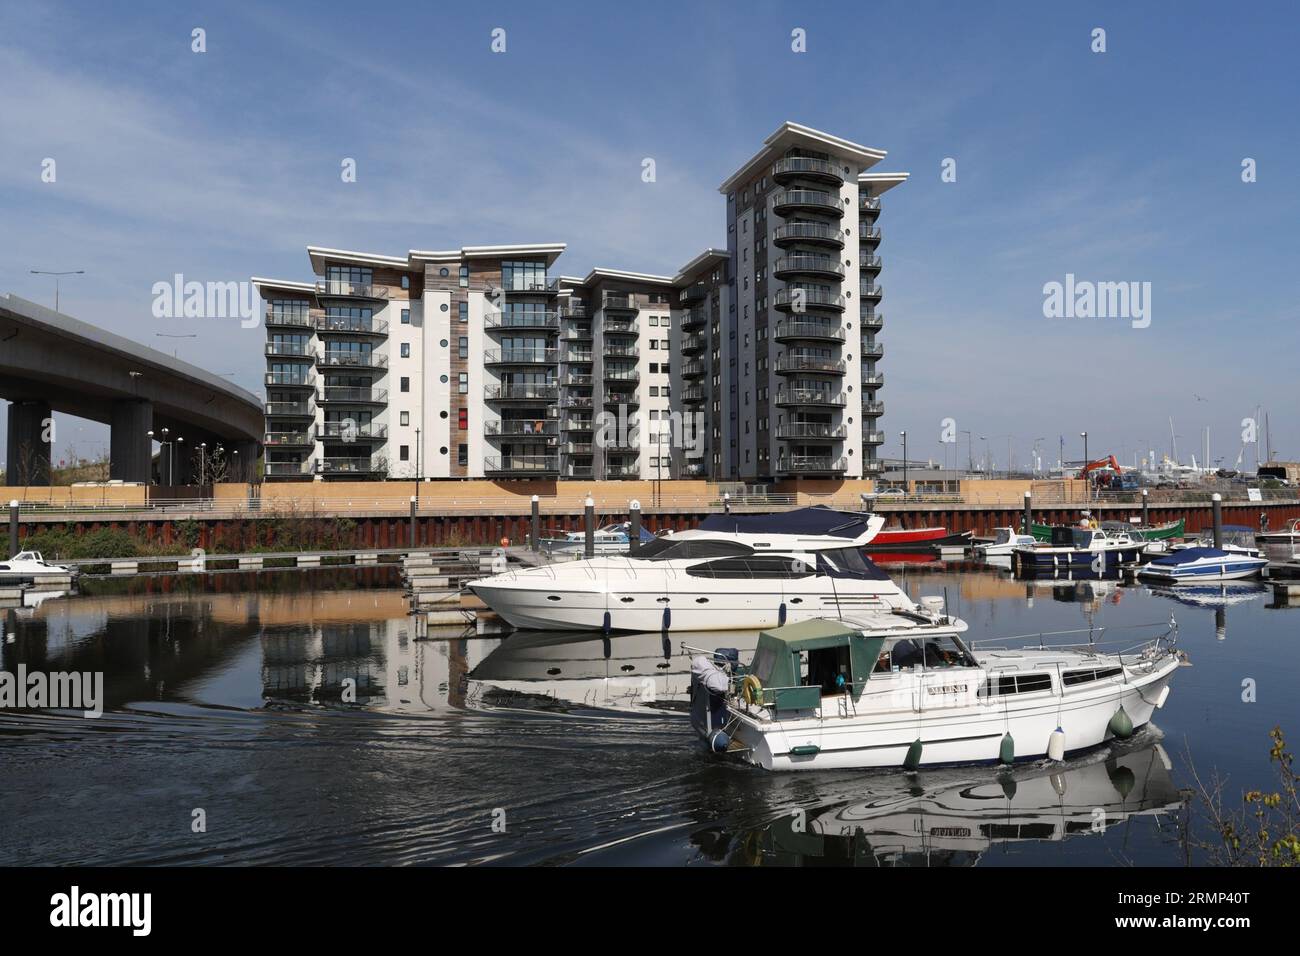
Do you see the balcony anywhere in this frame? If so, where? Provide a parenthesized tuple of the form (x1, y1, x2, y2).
(681, 359, 705, 379)
(682, 462, 707, 478)
(565, 464, 595, 478)
(265, 460, 314, 478)
(484, 420, 558, 441)
(603, 368, 640, 383)
(563, 417, 594, 432)
(773, 255, 845, 280)
(771, 221, 845, 249)
(563, 303, 588, 318)
(859, 196, 881, 214)
(562, 395, 595, 410)
(317, 423, 388, 441)
(264, 431, 314, 448)
(860, 225, 881, 243)
(265, 341, 316, 360)
(565, 350, 593, 363)
(603, 315, 637, 333)
(562, 441, 594, 456)
(862, 342, 884, 360)
(265, 371, 315, 388)
(500, 275, 560, 294)
(864, 430, 885, 445)
(314, 315, 389, 336)
(862, 400, 884, 416)
(775, 288, 845, 312)
(265, 401, 315, 418)
(679, 283, 706, 304)
(773, 189, 844, 217)
(319, 386, 387, 405)
(777, 455, 848, 475)
(604, 392, 639, 408)
(775, 388, 846, 408)
(562, 372, 593, 388)
(681, 306, 707, 331)
(682, 333, 706, 354)
(484, 310, 560, 331)
(603, 344, 640, 360)
(860, 284, 883, 301)
(775, 423, 847, 440)
(315, 280, 390, 301)
(862, 373, 884, 389)
(484, 347, 559, 366)
(774, 320, 845, 344)
(681, 385, 705, 405)
(860, 254, 882, 272)
(863, 458, 886, 475)
(861, 311, 884, 332)
(561, 326, 592, 341)
(772, 156, 844, 186)
(318, 456, 386, 476)
(321, 351, 387, 370)
(601, 292, 638, 311)
(776, 353, 847, 375)
(264, 310, 313, 330)
(484, 454, 560, 476)
(484, 383, 559, 403)
(605, 463, 640, 478)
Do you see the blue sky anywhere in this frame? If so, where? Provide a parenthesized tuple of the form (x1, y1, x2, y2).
(2, 0, 1297, 473)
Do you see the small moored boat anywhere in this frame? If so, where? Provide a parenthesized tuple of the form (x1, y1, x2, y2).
(0, 550, 78, 583)
(1137, 546, 1267, 583)
(864, 527, 973, 552)
(977, 526, 1037, 557)
(1014, 527, 1147, 573)
(1256, 518, 1300, 546)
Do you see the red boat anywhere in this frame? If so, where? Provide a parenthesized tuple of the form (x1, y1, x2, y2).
(864, 526, 973, 552)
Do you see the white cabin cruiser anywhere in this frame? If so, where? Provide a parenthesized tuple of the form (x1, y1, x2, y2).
(0, 550, 78, 582)
(1256, 517, 1300, 546)
(690, 613, 1182, 771)
(977, 526, 1037, 557)
(468, 507, 915, 633)
(540, 522, 656, 558)
(1137, 546, 1267, 583)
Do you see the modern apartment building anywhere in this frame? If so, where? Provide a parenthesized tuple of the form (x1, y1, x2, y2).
(255, 122, 904, 483)
(715, 122, 907, 480)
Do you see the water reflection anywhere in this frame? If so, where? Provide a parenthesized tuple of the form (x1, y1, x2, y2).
(695, 738, 1184, 867)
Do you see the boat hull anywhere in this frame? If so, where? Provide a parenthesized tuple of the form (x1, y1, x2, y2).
(1014, 546, 1145, 571)
(728, 657, 1178, 771)
(1138, 557, 1267, 583)
(864, 529, 972, 552)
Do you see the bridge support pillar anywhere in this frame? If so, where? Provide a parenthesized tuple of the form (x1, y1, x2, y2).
(230, 441, 260, 482)
(109, 400, 154, 483)
(5, 400, 52, 486)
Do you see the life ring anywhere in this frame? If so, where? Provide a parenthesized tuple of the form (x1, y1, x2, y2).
(740, 674, 763, 706)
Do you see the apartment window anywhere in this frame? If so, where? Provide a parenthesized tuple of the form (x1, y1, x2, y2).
(458, 301, 468, 323)
(648, 316, 658, 326)
(649, 363, 658, 373)
(401, 276, 410, 290)
(458, 407, 468, 430)
(649, 386, 659, 397)
(400, 376, 410, 393)
(400, 411, 410, 426)
(326, 265, 372, 286)
(457, 444, 468, 466)
(649, 340, 658, 350)
(399, 445, 410, 462)
(458, 336, 468, 358)
(458, 372, 468, 394)
(401, 308, 410, 325)
(400, 343, 410, 358)
(459, 265, 469, 287)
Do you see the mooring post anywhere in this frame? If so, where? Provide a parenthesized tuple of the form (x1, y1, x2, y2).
(584, 496, 595, 558)
(1141, 487, 1150, 528)
(629, 498, 641, 554)
(1022, 491, 1032, 535)
(1212, 492, 1223, 549)
(723, 492, 731, 515)
(8, 500, 18, 559)
(530, 494, 540, 552)
(409, 495, 417, 549)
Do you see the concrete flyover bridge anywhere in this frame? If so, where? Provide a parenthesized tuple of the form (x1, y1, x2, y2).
(1, 294, 263, 485)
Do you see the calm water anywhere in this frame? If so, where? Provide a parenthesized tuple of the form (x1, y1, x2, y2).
(1, 559, 1296, 867)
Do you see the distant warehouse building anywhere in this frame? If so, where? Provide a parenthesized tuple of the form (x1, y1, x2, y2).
(1258, 461, 1300, 484)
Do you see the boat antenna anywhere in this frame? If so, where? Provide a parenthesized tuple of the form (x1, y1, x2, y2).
(825, 556, 845, 623)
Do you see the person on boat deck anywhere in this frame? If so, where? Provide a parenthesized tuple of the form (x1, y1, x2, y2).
(924, 639, 961, 668)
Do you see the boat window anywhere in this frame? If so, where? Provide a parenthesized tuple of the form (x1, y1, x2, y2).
(806, 645, 851, 695)
(630, 538, 755, 562)
(816, 548, 891, 580)
(922, 635, 976, 669)
(686, 556, 815, 578)
(884, 638, 924, 671)
(980, 672, 1053, 696)
(1062, 666, 1122, 686)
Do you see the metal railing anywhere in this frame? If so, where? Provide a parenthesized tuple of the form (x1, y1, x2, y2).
(483, 310, 560, 330)
(775, 320, 845, 341)
(484, 420, 559, 438)
(318, 456, 385, 474)
(484, 454, 560, 474)
(264, 311, 313, 329)
(317, 423, 387, 440)
(265, 401, 315, 416)
(773, 189, 842, 212)
(775, 423, 848, 440)
(314, 315, 389, 335)
(499, 275, 560, 293)
(776, 354, 846, 374)
(484, 383, 559, 402)
(483, 348, 559, 365)
(265, 372, 315, 387)
(321, 351, 387, 369)
(777, 455, 848, 473)
(265, 341, 316, 359)
(776, 388, 846, 407)
(264, 432, 313, 446)
(772, 221, 845, 245)
(772, 156, 843, 181)
(774, 255, 845, 277)
(775, 288, 845, 310)
(319, 386, 387, 403)
(315, 280, 390, 299)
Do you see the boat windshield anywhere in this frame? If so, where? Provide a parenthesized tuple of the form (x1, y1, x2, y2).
(993, 529, 1011, 545)
(816, 547, 891, 580)
(629, 538, 755, 562)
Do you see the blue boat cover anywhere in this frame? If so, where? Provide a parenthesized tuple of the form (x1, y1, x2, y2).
(697, 505, 872, 538)
(1154, 547, 1232, 565)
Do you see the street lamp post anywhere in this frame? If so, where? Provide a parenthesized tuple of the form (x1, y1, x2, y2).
(961, 430, 973, 474)
(30, 269, 84, 311)
(900, 430, 908, 495)
(1081, 430, 1090, 500)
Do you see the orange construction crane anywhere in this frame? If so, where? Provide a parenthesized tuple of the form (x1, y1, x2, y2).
(1077, 455, 1122, 479)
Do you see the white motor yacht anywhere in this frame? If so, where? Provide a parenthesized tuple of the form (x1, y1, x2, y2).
(977, 526, 1037, 557)
(0, 550, 78, 582)
(468, 507, 916, 632)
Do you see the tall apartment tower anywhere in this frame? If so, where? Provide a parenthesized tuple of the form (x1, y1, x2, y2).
(713, 123, 907, 481)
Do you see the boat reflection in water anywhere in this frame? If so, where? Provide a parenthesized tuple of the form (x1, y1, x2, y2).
(1143, 582, 1266, 642)
(466, 628, 763, 716)
(697, 736, 1183, 867)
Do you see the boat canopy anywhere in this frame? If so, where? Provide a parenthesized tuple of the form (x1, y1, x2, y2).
(1152, 546, 1232, 565)
(750, 619, 886, 703)
(698, 506, 875, 539)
